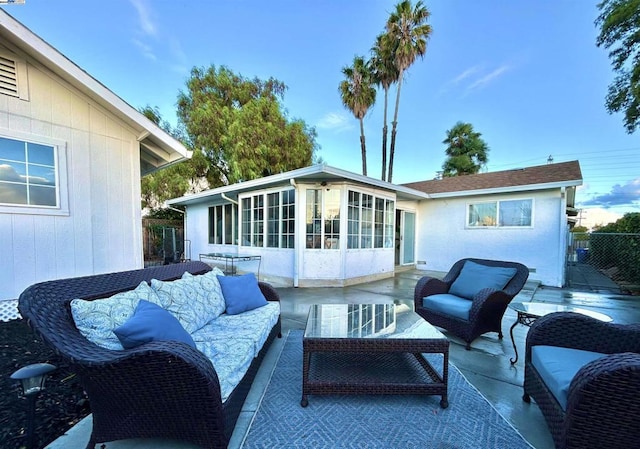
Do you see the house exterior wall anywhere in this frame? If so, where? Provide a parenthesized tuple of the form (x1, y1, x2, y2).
(0, 51, 143, 300)
(415, 189, 566, 287)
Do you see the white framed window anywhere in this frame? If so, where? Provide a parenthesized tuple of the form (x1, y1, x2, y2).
(347, 190, 394, 249)
(208, 204, 237, 244)
(305, 188, 341, 249)
(0, 131, 68, 216)
(240, 189, 295, 248)
(467, 199, 533, 228)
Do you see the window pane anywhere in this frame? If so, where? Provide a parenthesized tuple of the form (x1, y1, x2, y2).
(252, 194, 264, 247)
(384, 199, 394, 248)
(324, 189, 340, 249)
(0, 137, 26, 162)
(281, 190, 295, 249)
(347, 190, 360, 249)
(468, 203, 497, 227)
(0, 161, 26, 181)
(374, 198, 384, 248)
(27, 142, 55, 166)
(29, 185, 56, 206)
(208, 207, 215, 244)
(306, 189, 322, 248)
(361, 194, 373, 248)
(500, 199, 532, 226)
(241, 198, 251, 246)
(0, 183, 27, 205)
(215, 205, 223, 244)
(28, 165, 55, 186)
(224, 204, 234, 244)
(267, 192, 279, 248)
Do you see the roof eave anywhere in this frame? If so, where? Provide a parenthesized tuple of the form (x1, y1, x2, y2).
(427, 179, 583, 199)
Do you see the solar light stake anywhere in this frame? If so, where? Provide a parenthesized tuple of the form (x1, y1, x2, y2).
(10, 363, 56, 449)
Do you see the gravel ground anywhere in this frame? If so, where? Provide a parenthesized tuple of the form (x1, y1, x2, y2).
(0, 319, 89, 449)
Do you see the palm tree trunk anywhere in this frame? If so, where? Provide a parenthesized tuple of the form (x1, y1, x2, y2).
(359, 117, 367, 176)
(388, 68, 404, 183)
(381, 87, 389, 181)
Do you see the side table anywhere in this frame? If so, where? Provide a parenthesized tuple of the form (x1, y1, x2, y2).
(508, 302, 612, 365)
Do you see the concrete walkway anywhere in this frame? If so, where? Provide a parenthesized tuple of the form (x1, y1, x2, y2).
(47, 269, 640, 449)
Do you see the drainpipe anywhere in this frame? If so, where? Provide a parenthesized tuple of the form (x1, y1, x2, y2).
(290, 178, 299, 287)
(559, 187, 567, 287)
(221, 192, 238, 205)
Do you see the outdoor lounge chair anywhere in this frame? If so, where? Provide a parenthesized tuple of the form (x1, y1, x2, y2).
(523, 312, 640, 449)
(413, 258, 529, 349)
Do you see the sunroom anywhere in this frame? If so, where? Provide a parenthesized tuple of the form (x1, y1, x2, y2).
(167, 165, 428, 287)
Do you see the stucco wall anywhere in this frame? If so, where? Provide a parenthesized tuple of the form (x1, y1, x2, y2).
(415, 190, 566, 287)
(0, 51, 143, 300)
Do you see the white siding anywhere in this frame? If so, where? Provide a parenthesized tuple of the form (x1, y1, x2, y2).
(0, 57, 143, 300)
(415, 190, 565, 287)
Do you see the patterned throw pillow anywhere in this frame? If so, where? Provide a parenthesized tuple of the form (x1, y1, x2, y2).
(70, 281, 159, 350)
(181, 267, 226, 320)
(150, 269, 225, 333)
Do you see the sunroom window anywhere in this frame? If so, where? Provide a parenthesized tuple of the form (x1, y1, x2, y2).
(305, 188, 340, 249)
(347, 190, 394, 249)
(241, 189, 295, 248)
(208, 204, 237, 244)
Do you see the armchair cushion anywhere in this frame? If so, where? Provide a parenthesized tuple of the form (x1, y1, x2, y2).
(114, 300, 196, 349)
(423, 294, 472, 321)
(449, 260, 517, 300)
(531, 345, 606, 410)
(217, 273, 268, 315)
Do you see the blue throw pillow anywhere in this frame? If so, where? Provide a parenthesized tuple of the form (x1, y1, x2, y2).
(449, 261, 517, 300)
(114, 300, 196, 349)
(217, 273, 268, 315)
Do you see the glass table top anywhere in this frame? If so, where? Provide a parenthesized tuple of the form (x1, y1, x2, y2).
(510, 302, 612, 322)
(304, 303, 447, 340)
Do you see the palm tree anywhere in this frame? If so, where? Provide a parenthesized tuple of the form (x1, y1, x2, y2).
(442, 121, 489, 176)
(339, 56, 377, 176)
(386, 0, 432, 182)
(370, 33, 399, 181)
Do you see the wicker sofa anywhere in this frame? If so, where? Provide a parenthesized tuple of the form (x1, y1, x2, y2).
(414, 258, 529, 349)
(18, 261, 281, 449)
(523, 312, 640, 448)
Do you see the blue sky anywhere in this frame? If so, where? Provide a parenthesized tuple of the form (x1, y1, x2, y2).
(4, 0, 639, 228)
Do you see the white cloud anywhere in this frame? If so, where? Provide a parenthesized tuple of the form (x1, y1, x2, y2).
(316, 112, 354, 132)
(467, 65, 510, 91)
(451, 65, 482, 85)
(132, 38, 156, 61)
(129, 0, 157, 37)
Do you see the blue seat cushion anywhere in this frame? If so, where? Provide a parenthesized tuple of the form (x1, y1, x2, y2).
(449, 261, 517, 300)
(217, 273, 268, 315)
(531, 345, 606, 410)
(114, 300, 196, 349)
(422, 294, 472, 321)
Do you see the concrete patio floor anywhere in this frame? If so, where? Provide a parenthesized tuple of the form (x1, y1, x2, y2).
(47, 268, 640, 449)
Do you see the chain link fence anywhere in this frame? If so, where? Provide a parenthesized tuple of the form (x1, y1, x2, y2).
(567, 232, 640, 292)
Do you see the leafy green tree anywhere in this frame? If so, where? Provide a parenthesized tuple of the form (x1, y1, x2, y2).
(595, 0, 640, 133)
(385, 0, 432, 182)
(441, 122, 489, 176)
(177, 65, 317, 186)
(140, 106, 208, 211)
(370, 33, 399, 181)
(339, 56, 377, 176)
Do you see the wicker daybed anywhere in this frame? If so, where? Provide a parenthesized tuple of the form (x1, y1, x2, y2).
(18, 261, 281, 449)
(523, 312, 640, 448)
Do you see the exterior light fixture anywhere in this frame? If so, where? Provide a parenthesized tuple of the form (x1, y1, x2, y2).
(11, 363, 57, 449)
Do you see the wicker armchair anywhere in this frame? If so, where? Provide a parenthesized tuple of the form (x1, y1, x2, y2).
(18, 261, 281, 449)
(523, 312, 640, 449)
(413, 258, 529, 349)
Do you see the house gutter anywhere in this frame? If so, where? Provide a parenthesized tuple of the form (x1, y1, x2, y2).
(290, 178, 299, 287)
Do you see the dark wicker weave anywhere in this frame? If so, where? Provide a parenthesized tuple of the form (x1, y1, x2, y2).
(18, 261, 281, 449)
(523, 312, 640, 449)
(413, 258, 529, 349)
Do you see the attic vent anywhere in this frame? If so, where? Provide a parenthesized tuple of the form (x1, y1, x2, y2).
(0, 55, 19, 97)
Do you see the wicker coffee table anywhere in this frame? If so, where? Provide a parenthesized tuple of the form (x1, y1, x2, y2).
(301, 303, 450, 408)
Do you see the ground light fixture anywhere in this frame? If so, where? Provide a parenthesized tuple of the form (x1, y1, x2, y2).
(10, 363, 57, 449)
